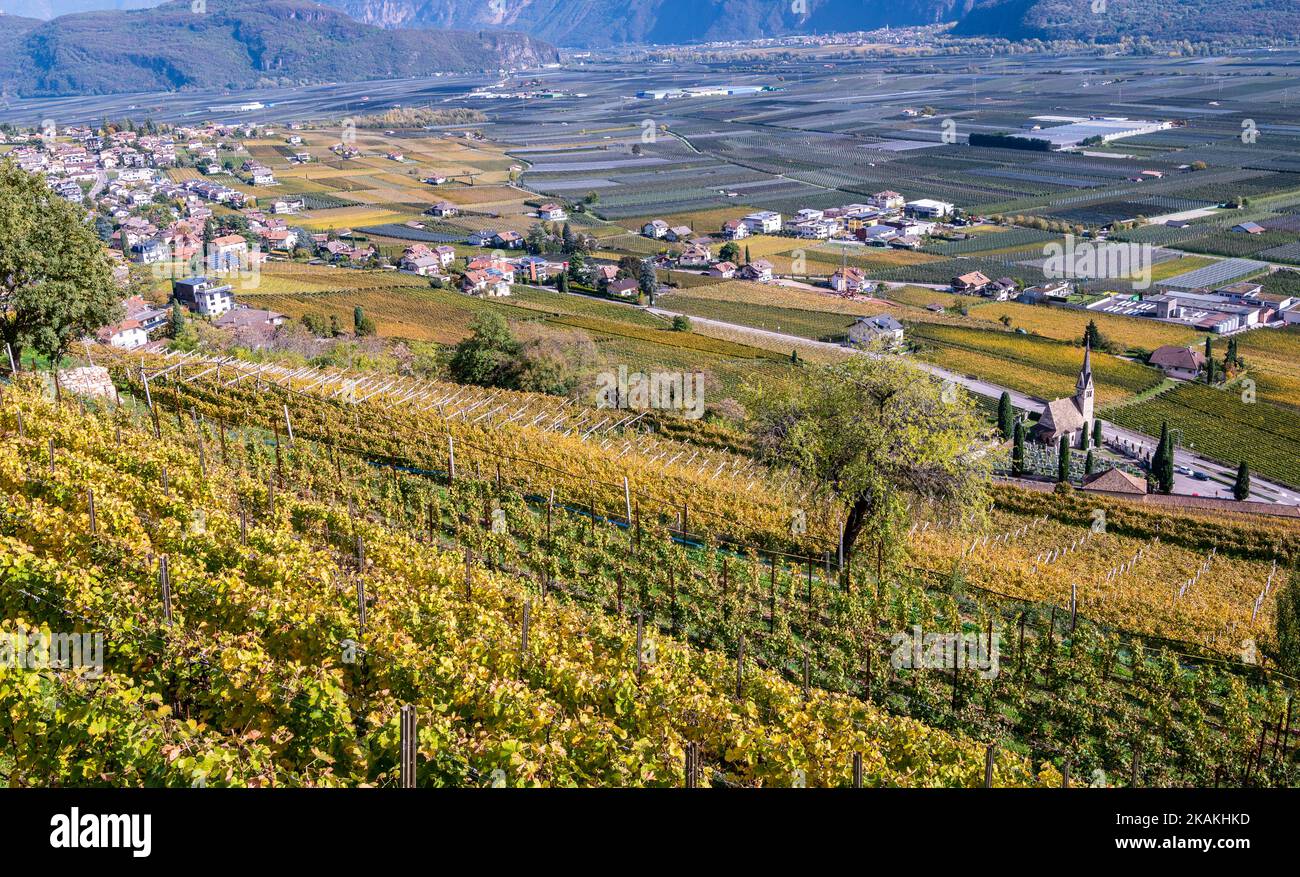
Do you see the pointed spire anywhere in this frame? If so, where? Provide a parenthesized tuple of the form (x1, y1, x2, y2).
(1077, 336, 1093, 394)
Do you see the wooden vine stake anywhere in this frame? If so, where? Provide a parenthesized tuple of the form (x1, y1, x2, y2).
(48, 438, 55, 475)
(520, 598, 531, 667)
(852, 752, 864, 789)
(447, 435, 456, 481)
(357, 578, 366, 635)
(635, 612, 645, 683)
(158, 555, 173, 626)
(623, 476, 632, 526)
(87, 489, 96, 536)
(983, 744, 996, 788)
(735, 635, 745, 700)
(399, 704, 417, 789)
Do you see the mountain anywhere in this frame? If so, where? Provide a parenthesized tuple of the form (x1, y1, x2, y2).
(954, 0, 1300, 43)
(322, 0, 1300, 47)
(0, 0, 160, 16)
(0, 0, 559, 97)
(321, 0, 972, 48)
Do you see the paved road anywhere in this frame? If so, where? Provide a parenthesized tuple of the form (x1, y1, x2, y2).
(645, 305, 1300, 506)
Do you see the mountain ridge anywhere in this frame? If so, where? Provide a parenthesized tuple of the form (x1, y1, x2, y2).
(0, 0, 559, 97)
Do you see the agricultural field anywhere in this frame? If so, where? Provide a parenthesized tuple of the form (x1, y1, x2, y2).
(907, 322, 1165, 404)
(1107, 381, 1300, 488)
(965, 301, 1201, 353)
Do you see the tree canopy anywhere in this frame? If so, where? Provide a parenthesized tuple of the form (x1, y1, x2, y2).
(0, 158, 121, 368)
(746, 355, 992, 572)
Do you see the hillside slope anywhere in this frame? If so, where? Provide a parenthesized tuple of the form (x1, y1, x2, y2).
(325, 0, 1298, 46)
(1, 0, 559, 97)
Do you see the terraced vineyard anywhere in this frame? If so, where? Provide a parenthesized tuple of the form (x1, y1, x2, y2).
(17, 350, 1294, 788)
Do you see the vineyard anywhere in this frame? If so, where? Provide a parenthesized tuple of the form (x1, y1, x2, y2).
(1106, 381, 1300, 489)
(5, 347, 1296, 788)
(0, 371, 1071, 788)
(907, 323, 1166, 404)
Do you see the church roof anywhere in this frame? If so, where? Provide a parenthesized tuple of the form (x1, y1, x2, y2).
(1037, 397, 1087, 439)
(1083, 467, 1148, 495)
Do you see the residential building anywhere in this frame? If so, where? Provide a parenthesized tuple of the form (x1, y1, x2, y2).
(1148, 345, 1206, 381)
(905, 199, 955, 220)
(173, 277, 234, 318)
(743, 211, 782, 234)
(848, 314, 904, 347)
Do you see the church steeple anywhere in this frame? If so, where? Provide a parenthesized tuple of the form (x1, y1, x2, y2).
(1075, 338, 1095, 427)
(1076, 337, 1093, 396)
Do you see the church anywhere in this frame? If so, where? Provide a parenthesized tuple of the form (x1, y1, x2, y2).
(1034, 340, 1094, 447)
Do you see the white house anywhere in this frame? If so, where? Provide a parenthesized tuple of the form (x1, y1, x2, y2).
(905, 199, 954, 220)
(743, 211, 782, 234)
(848, 314, 904, 347)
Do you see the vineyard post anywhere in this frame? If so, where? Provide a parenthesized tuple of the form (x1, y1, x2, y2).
(1017, 612, 1026, 675)
(4, 342, 15, 373)
(464, 548, 472, 601)
(15, 409, 23, 439)
(983, 744, 995, 788)
(161, 466, 169, 496)
(447, 435, 455, 481)
(267, 474, 274, 515)
(357, 577, 366, 634)
(240, 503, 248, 546)
(283, 404, 294, 448)
(273, 419, 284, 481)
(852, 753, 863, 788)
(635, 612, 644, 683)
(1062, 761, 1070, 788)
(802, 652, 810, 703)
(864, 645, 872, 702)
(769, 556, 776, 633)
(623, 477, 632, 526)
(356, 535, 365, 570)
(218, 417, 227, 465)
(48, 437, 55, 475)
(87, 489, 96, 536)
(1278, 698, 1293, 784)
(520, 598, 530, 667)
(159, 555, 173, 626)
(1070, 584, 1078, 638)
(735, 635, 745, 699)
(115, 425, 120, 446)
(669, 567, 678, 636)
(399, 705, 416, 789)
(616, 568, 624, 615)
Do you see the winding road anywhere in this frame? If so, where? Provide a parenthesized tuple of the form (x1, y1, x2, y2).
(644, 305, 1300, 506)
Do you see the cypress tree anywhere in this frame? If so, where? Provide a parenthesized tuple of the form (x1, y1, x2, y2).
(1092, 418, 1103, 448)
(1057, 435, 1071, 483)
(997, 391, 1014, 440)
(1233, 461, 1251, 501)
(1204, 336, 1214, 383)
(1085, 449, 1095, 475)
